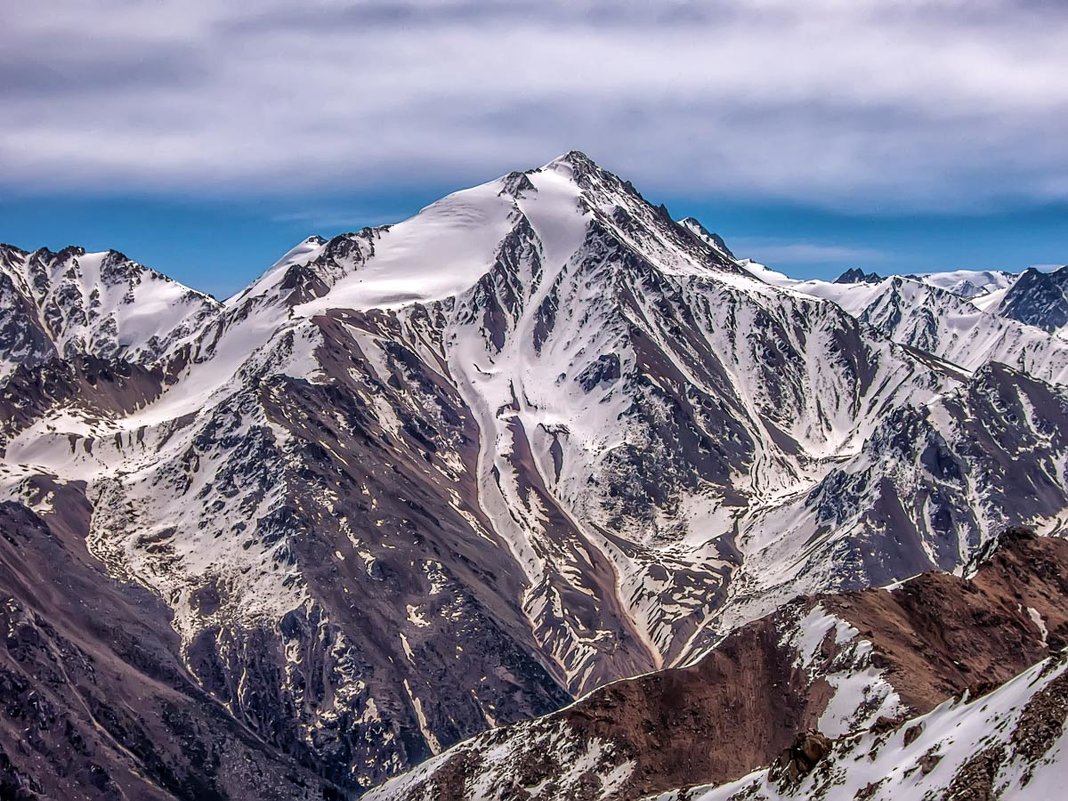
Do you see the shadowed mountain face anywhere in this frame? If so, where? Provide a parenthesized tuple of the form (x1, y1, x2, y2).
(834, 267, 882, 284)
(2, 153, 1068, 797)
(998, 266, 1068, 332)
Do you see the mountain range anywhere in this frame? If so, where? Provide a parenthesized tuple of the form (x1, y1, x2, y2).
(1, 152, 1066, 800)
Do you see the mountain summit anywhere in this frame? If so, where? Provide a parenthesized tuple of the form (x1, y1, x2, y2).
(833, 267, 882, 284)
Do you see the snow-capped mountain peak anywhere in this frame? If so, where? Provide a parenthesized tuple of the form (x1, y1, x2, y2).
(0, 243, 220, 379)
(909, 267, 1017, 299)
(834, 267, 882, 284)
(4, 154, 1068, 798)
(232, 152, 744, 323)
(677, 216, 737, 259)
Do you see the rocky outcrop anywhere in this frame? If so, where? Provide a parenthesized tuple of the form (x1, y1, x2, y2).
(834, 268, 882, 284)
(769, 731, 832, 788)
(998, 265, 1068, 332)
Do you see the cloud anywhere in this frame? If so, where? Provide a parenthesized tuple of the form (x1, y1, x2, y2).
(270, 205, 405, 229)
(731, 240, 888, 264)
(3, 0, 1068, 211)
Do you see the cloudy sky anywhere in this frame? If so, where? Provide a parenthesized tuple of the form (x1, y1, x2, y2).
(3, 0, 1067, 295)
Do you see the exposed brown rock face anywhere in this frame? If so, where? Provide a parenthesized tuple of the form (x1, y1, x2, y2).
(674, 651, 1068, 801)
(0, 485, 341, 801)
(938, 745, 1006, 801)
(769, 730, 832, 788)
(822, 529, 1068, 713)
(370, 534, 1068, 801)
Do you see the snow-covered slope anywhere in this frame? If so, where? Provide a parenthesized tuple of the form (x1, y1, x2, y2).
(0, 244, 220, 378)
(910, 267, 1017, 299)
(3, 153, 1068, 797)
(741, 265, 1068, 385)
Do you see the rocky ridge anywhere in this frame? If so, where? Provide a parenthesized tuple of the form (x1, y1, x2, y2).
(369, 532, 1068, 800)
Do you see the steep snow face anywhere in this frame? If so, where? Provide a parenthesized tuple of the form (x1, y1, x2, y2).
(656, 656, 1068, 801)
(0, 244, 220, 377)
(297, 178, 532, 313)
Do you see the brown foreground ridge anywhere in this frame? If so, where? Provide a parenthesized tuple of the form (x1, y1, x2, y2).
(369, 530, 1068, 801)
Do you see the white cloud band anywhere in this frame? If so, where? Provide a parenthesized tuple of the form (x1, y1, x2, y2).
(3, 0, 1067, 211)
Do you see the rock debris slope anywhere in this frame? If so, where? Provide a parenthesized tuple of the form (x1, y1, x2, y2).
(2, 152, 1068, 797)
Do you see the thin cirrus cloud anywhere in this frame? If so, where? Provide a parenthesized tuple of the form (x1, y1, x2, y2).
(270, 206, 413, 230)
(2, 0, 1068, 213)
(729, 240, 888, 265)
